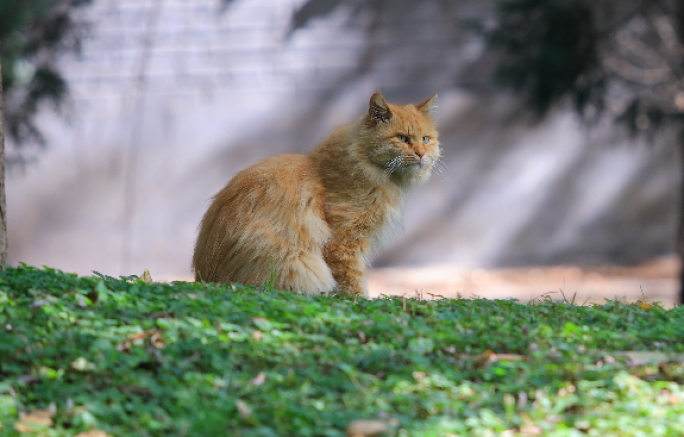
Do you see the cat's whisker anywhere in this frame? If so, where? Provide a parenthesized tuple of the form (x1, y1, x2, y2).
(432, 159, 450, 181)
(395, 155, 419, 169)
(435, 159, 449, 171)
(383, 155, 421, 178)
(383, 157, 403, 178)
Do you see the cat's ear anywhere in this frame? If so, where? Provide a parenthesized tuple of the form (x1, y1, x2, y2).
(369, 91, 392, 124)
(416, 93, 438, 118)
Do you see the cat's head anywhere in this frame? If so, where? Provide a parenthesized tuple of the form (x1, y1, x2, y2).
(356, 91, 441, 187)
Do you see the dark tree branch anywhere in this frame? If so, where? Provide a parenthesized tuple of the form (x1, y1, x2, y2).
(0, 51, 7, 263)
(595, 1, 648, 37)
(643, 5, 684, 83)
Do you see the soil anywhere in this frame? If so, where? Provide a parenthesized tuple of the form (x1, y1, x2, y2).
(367, 256, 680, 307)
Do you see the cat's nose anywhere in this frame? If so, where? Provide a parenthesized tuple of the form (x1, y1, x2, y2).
(415, 150, 425, 158)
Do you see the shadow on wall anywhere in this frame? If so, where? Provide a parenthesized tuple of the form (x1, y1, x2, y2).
(6, 0, 679, 278)
(125, 0, 680, 270)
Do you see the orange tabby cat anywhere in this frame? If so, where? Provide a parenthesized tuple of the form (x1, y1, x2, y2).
(193, 91, 440, 296)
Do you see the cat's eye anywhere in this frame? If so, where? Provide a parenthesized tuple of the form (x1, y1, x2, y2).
(397, 134, 410, 143)
(422, 136, 430, 144)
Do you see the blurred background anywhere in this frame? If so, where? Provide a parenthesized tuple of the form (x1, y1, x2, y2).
(3, 0, 682, 304)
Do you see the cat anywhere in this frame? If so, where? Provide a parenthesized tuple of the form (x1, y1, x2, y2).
(192, 91, 440, 297)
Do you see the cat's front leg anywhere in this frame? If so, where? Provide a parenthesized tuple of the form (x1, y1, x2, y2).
(323, 239, 369, 297)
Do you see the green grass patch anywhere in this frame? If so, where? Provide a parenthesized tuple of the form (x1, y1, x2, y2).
(1, 265, 683, 436)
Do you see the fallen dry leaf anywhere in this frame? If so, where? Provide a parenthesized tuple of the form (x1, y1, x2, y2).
(346, 419, 388, 437)
(482, 351, 526, 366)
(615, 351, 684, 366)
(74, 431, 113, 437)
(454, 351, 527, 366)
(236, 399, 252, 419)
(15, 409, 54, 433)
(574, 420, 591, 431)
(491, 353, 526, 362)
(442, 345, 457, 355)
(21, 409, 55, 420)
(412, 371, 427, 382)
(128, 331, 148, 342)
(658, 389, 681, 405)
(116, 341, 131, 353)
(70, 357, 96, 371)
(149, 330, 165, 349)
(14, 421, 49, 433)
(251, 317, 269, 325)
(140, 269, 153, 282)
(250, 372, 267, 386)
(520, 425, 543, 435)
(117, 329, 165, 352)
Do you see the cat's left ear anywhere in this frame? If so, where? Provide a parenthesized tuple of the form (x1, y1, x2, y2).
(369, 91, 393, 124)
(416, 93, 438, 118)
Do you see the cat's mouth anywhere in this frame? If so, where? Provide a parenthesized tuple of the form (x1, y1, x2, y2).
(381, 155, 433, 178)
(411, 157, 434, 168)
(399, 160, 429, 175)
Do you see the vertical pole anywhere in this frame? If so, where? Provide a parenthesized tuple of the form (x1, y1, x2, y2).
(120, 0, 164, 275)
(678, 128, 684, 305)
(0, 51, 9, 264)
(675, 0, 684, 304)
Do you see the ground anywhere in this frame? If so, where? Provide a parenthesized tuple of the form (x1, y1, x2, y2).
(368, 256, 678, 306)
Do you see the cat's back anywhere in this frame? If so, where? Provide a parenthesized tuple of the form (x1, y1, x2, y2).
(193, 153, 333, 287)
(222, 153, 318, 202)
(203, 153, 325, 231)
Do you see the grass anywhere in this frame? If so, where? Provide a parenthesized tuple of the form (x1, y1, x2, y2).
(1, 265, 683, 436)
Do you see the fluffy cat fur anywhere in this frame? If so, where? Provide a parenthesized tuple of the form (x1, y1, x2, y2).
(193, 91, 441, 296)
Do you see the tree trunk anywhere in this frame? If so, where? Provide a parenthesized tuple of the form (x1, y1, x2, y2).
(676, 0, 684, 305)
(0, 55, 8, 264)
(678, 129, 684, 305)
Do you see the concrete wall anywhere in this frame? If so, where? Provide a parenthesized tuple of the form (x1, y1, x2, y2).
(6, 0, 679, 278)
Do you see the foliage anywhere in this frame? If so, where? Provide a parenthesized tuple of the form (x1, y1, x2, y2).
(484, 0, 684, 133)
(485, 0, 604, 116)
(484, 0, 684, 305)
(0, 265, 683, 436)
(0, 0, 92, 152)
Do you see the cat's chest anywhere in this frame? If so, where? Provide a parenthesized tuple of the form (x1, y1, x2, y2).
(367, 197, 403, 250)
(349, 186, 404, 248)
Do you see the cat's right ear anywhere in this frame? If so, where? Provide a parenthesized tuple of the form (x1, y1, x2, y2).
(368, 91, 392, 124)
(416, 93, 438, 118)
